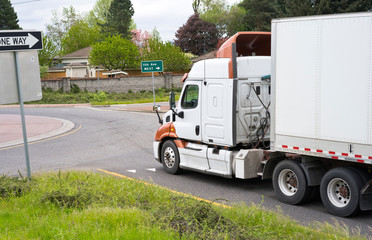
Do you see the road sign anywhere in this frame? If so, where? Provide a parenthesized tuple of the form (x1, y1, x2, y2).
(0, 30, 43, 179)
(0, 31, 43, 52)
(141, 60, 163, 73)
(0, 51, 42, 104)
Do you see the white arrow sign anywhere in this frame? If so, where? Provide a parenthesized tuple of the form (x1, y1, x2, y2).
(0, 33, 40, 49)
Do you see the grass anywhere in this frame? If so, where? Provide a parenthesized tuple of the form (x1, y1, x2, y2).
(0, 171, 368, 240)
(26, 86, 182, 105)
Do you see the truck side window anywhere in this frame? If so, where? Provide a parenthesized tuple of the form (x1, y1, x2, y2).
(181, 85, 199, 109)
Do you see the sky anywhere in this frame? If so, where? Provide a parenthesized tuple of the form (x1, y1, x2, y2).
(11, 0, 240, 42)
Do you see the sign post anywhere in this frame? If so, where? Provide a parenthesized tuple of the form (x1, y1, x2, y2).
(0, 30, 43, 179)
(141, 60, 163, 108)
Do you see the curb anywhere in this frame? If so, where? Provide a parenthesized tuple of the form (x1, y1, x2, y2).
(0, 117, 75, 149)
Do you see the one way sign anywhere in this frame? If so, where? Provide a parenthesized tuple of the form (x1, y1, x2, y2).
(0, 31, 43, 52)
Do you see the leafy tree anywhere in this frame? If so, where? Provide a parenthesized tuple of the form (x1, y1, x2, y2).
(101, 0, 134, 37)
(275, 0, 314, 17)
(0, 0, 21, 29)
(131, 29, 151, 48)
(198, 0, 229, 36)
(174, 13, 219, 56)
(197, 0, 246, 37)
(61, 19, 104, 55)
(142, 38, 191, 72)
(151, 27, 162, 42)
(314, 0, 372, 15)
(225, 4, 246, 36)
(46, 6, 81, 51)
(38, 35, 58, 78)
(86, 0, 113, 26)
(38, 35, 58, 67)
(239, 0, 278, 31)
(89, 35, 140, 70)
(192, 0, 201, 13)
(276, 0, 372, 17)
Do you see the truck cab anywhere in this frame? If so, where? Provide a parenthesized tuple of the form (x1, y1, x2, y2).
(154, 32, 271, 177)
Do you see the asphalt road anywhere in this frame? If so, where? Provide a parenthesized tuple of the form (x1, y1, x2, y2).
(0, 106, 371, 237)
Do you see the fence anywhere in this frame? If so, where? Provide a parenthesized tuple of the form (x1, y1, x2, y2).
(41, 73, 184, 93)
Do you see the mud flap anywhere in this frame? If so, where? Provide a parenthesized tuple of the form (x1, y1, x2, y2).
(360, 180, 372, 211)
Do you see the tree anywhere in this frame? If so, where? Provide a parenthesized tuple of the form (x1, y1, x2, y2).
(86, 0, 113, 26)
(61, 19, 104, 55)
(275, 0, 372, 18)
(198, 0, 229, 36)
(239, 0, 278, 31)
(151, 27, 162, 42)
(225, 4, 246, 36)
(131, 29, 151, 48)
(197, 0, 246, 37)
(314, 0, 372, 15)
(38, 35, 58, 67)
(46, 6, 81, 51)
(0, 0, 21, 29)
(38, 35, 58, 78)
(101, 0, 134, 37)
(142, 38, 191, 72)
(174, 13, 219, 56)
(89, 35, 140, 70)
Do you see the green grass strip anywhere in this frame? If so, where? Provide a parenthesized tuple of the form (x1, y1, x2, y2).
(0, 171, 367, 240)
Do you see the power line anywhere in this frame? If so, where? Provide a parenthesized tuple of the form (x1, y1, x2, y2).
(13, 0, 41, 5)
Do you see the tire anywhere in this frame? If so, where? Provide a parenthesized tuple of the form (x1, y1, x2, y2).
(320, 168, 364, 217)
(272, 160, 311, 205)
(161, 140, 181, 175)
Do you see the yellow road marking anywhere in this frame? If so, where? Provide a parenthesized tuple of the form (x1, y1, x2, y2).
(96, 168, 231, 209)
(0, 124, 82, 151)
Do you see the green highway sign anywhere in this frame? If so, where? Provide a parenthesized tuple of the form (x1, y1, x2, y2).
(141, 60, 163, 73)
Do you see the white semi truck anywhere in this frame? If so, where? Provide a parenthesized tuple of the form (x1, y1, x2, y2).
(153, 12, 372, 217)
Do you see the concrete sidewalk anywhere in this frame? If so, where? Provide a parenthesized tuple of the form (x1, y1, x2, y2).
(0, 114, 75, 148)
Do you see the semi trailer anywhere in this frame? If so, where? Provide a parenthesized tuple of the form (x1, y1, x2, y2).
(153, 12, 372, 217)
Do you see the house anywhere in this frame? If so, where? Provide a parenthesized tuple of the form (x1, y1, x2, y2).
(44, 46, 97, 79)
(60, 46, 95, 78)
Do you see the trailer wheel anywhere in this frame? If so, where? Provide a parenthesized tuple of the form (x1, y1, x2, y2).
(273, 160, 311, 205)
(161, 140, 181, 175)
(320, 168, 364, 217)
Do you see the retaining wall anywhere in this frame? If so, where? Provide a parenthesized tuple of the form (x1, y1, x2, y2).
(41, 73, 184, 93)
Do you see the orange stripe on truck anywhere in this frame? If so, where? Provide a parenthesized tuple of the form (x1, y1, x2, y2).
(154, 122, 178, 141)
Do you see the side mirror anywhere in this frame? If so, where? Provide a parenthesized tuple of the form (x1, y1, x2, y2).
(153, 105, 161, 111)
(153, 105, 163, 125)
(169, 92, 176, 109)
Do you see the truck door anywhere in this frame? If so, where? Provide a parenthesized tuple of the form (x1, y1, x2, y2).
(173, 80, 202, 142)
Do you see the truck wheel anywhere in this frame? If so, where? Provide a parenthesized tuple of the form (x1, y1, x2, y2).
(320, 168, 364, 217)
(273, 160, 311, 205)
(161, 140, 181, 175)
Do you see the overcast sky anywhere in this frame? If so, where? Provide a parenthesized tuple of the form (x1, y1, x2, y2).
(11, 0, 240, 42)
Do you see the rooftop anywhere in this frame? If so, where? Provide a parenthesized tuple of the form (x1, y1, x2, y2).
(60, 46, 92, 59)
